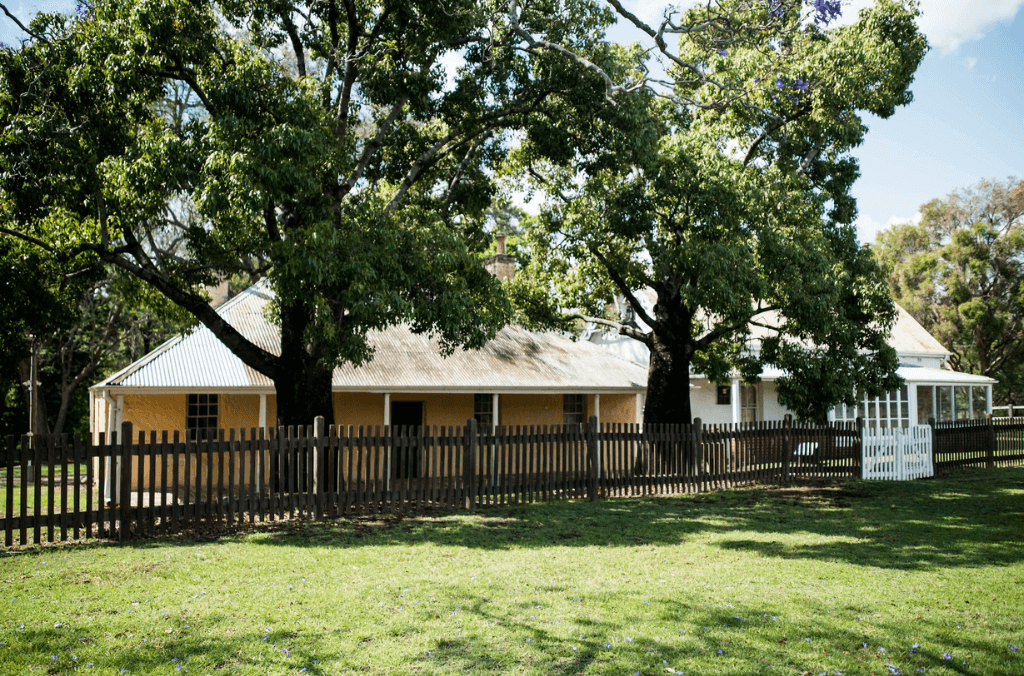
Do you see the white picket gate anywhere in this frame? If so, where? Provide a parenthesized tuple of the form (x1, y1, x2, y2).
(861, 425, 934, 481)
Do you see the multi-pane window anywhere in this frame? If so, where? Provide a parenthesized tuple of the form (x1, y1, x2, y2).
(937, 386, 953, 421)
(563, 394, 585, 425)
(917, 385, 989, 422)
(474, 393, 495, 428)
(833, 386, 910, 429)
(187, 393, 219, 441)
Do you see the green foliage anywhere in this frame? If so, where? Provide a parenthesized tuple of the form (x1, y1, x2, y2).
(874, 178, 1024, 403)
(512, 0, 923, 422)
(0, 1, 629, 423)
(0, 233, 187, 436)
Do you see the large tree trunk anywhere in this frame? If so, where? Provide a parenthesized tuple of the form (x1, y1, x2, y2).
(641, 331, 696, 476)
(643, 333, 694, 426)
(275, 300, 336, 429)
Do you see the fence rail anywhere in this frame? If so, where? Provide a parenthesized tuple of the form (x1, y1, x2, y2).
(3, 414, 1023, 547)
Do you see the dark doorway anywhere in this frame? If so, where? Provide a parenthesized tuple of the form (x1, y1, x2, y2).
(390, 401, 424, 479)
(391, 401, 424, 428)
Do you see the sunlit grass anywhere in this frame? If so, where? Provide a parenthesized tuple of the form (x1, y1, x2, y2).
(1, 468, 1022, 675)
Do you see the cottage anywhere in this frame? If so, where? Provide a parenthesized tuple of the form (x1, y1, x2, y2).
(587, 292, 996, 429)
(88, 280, 649, 444)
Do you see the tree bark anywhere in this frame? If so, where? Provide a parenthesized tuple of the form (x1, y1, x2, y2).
(643, 334, 694, 426)
(274, 299, 336, 429)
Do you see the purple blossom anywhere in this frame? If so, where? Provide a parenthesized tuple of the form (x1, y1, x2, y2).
(794, 79, 809, 90)
(718, 49, 728, 56)
(761, 0, 786, 18)
(1011, 645, 1019, 651)
(942, 653, 952, 660)
(775, 79, 785, 90)
(811, 0, 842, 26)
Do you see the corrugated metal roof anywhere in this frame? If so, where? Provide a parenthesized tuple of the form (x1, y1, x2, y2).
(888, 305, 951, 355)
(744, 304, 950, 356)
(94, 281, 647, 391)
(896, 366, 995, 384)
(690, 365, 995, 385)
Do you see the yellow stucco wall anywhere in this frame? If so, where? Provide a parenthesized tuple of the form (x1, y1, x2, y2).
(500, 393, 563, 428)
(96, 389, 645, 491)
(122, 394, 185, 437)
(334, 392, 386, 429)
(221, 394, 262, 431)
(393, 392, 475, 429)
(102, 390, 642, 436)
(597, 393, 638, 426)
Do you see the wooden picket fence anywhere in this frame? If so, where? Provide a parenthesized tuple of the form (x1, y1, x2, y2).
(931, 416, 1024, 472)
(2, 416, 865, 547)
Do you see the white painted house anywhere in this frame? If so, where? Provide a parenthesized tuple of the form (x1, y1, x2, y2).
(586, 292, 995, 428)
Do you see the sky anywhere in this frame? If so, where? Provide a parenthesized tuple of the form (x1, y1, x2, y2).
(2, 1, 1022, 244)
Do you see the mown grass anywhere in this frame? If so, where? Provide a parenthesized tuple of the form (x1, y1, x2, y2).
(1, 468, 1022, 675)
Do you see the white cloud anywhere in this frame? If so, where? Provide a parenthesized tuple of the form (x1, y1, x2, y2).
(856, 212, 923, 243)
(622, 1, 1023, 54)
(842, 0, 1023, 53)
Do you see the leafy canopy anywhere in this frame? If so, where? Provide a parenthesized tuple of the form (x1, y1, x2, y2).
(0, 0, 621, 381)
(508, 0, 924, 421)
(874, 178, 1024, 401)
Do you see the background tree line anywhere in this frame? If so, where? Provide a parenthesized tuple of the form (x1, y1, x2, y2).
(873, 177, 1024, 407)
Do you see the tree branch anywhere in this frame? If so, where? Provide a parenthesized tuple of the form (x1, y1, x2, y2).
(281, 13, 306, 78)
(695, 305, 780, 350)
(100, 251, 281, 377)
(507, 0, 642, 104)
(337, 95, 409, 200)
(742, 107, 809, 166)
(567, 313, 652, 346)
(587, 245, 659, 330)
(0, 3, 49, 44)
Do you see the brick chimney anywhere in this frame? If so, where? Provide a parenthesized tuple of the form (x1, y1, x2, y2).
(483, 233, 516, 282)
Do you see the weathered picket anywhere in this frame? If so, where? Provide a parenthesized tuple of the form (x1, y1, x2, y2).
(4, 414, 1021, 546)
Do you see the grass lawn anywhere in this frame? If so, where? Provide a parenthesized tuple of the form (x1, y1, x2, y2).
(1, 468, 1022, 675)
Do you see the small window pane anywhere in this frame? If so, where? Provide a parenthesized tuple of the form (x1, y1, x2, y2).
(972, 386, 988, 418)
(563, 394, 585, 425)
(716, 386, 731, 405)
(187, 393, 219, 440)
(474, 393, 494, 427)
(917, 386, 933, 423)
(938, 387, 953, 421)
(954, 386, 970, 420)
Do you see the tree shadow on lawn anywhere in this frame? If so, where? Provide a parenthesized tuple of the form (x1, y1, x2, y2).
(240, 468, 1024, 571)
(3, 567, 1019, 675)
